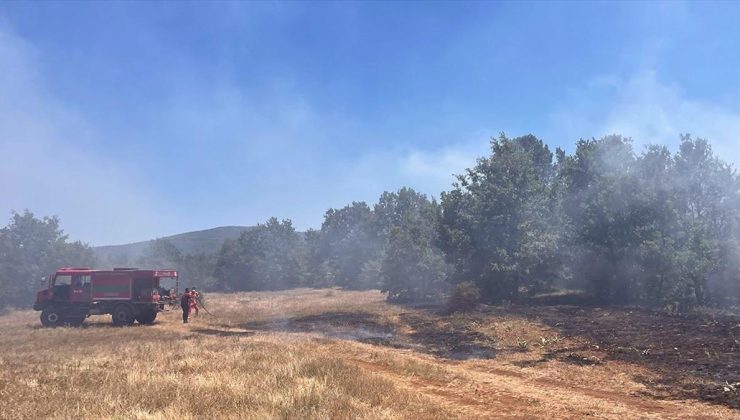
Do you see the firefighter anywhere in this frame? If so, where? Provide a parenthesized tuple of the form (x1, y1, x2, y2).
(181, 288, 192, 324)
(190, 287, 200, 317)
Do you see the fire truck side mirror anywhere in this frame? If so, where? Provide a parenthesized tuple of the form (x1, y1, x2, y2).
(40, 276, 46, 285)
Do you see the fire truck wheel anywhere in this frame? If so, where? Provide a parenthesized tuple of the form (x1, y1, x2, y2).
(40, 308, 63, 327)
(66, 317, 85, 327)
(112, 304, 135, 326)
(136, 310, 157, 325)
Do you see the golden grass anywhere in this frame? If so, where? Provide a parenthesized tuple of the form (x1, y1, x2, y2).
(0, 289, 736, 419)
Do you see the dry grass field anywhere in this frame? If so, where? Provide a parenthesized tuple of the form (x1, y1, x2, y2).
(0, 289, 738, 419)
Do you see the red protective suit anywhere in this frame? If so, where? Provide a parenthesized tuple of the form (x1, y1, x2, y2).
(189, 291, 199, 316)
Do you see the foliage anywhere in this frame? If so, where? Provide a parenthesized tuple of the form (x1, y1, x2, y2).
(556, 135, 740, 308)
(301, 228, 330, 288)
(435, 133, 740, 309)
(138, 239, 218, 291)
(447, 281, 480, 312)
(7, 134, 740, 311)
(213, 218, 303, 291)
(377, 188, 450, 302)
(382, 226, 450, 303)
(317, 202, 380, 289)
(0, 211, 97, 308)
(440, 134, 559, 302)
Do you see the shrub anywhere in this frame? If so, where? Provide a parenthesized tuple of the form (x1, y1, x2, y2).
(447, 281, 480, 312)
(516, 339, 530, 352)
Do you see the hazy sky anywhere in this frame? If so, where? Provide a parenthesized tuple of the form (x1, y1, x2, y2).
(1, 1, 740, 245)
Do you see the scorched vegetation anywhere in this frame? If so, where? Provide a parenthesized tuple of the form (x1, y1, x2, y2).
(0, 289, 737, 419)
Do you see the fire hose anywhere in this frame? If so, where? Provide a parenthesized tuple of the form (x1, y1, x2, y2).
(165, 293, 216, 317)
(198, 301, 215, 316)
(194, 294, 217, 317)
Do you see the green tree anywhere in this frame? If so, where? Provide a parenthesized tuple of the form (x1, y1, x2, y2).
(559, 135, 643, 302)
(632, 145, 682, 306)
(382, 225, 450, 302)
(138, 239, 218, 290)
(440, 134, 557, 301)
(375, 188, 450, 301)
(214, 218, 303, 291)
(672, 136, 740, 306)
(300, 228, 330, 288)
(0, 211, 96, 308)
(138, 238, 183, 268)
(318, 202, 380, 289)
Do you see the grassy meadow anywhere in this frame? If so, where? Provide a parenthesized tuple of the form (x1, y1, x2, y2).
(0, 289, 737, 419)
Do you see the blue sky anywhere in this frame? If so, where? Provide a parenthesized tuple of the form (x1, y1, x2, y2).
(1, 1, 740, 245)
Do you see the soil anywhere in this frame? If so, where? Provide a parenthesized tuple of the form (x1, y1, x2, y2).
(238, 302, 739, 411)
(501, 304, 740, 409)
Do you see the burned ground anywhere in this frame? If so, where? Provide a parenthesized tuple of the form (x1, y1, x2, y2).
(0, 288, 737, 419)
(502, 304, 740, 409)
(238, 310, 497, 360)
(225, 289, 738, 412)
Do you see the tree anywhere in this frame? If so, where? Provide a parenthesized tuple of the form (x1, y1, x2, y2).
(553, 134, 740, 309)
(632, 145, 681, 306)
(672, 136, 740, 306)
(558, 135, 647, 302)
(138, 239, 183, 268)
(382, 225, 450, 302)
(0, 211, 96, 308)
(213, 218, 303, 291)
(300, 228, 330, 288)
(318, 202, 380, 289)
(440, 134, 558, 302)
(138, 239, 218, 290)
(374, 188, 450, 301)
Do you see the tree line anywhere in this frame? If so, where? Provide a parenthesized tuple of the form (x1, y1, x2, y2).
(0, 211, 97, 308)
(440, 134, 740, 310)
(2, 134, 739, 310)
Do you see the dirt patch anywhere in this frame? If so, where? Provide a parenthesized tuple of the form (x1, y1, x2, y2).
(348, 359, 528, 418)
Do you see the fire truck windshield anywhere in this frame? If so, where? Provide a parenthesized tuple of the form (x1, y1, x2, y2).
(54, 275, 72, 286)
(159, 277, 177, 292)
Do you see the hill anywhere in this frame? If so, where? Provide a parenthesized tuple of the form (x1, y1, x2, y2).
(93, 225, 253, 264)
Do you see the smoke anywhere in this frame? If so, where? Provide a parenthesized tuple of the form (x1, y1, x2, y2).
(545, 69, 740, 306)
(550, 70, 740, 165)
(602, 70, 740, 163)
(554, 133, 740, 306)
(399, 130, 493, 195)
(0, 22, 493, 246)
(0, 25, 178, 245)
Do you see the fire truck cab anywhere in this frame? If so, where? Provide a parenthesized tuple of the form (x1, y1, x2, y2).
(33, 267, 178, 327)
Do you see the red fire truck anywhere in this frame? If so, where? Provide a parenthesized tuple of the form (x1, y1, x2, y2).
(33, 267, 179, 327)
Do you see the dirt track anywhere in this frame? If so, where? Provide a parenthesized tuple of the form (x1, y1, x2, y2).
(220, 289, 739, 418)
(1, 289, 737, 419)
(300, 322, 735, 418)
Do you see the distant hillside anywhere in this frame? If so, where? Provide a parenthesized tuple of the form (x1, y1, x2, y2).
(93, 226, 253, 264)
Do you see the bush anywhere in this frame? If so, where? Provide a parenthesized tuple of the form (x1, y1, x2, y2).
(447, 281, 480, 312)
